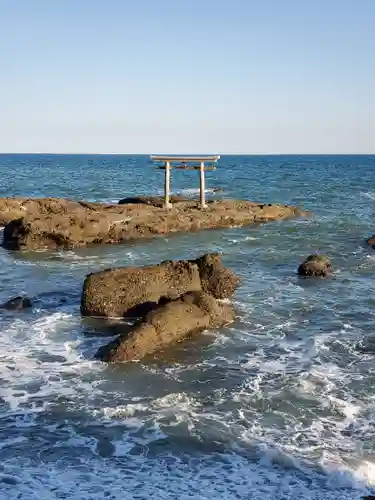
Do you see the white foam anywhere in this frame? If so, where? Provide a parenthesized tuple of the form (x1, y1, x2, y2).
(354, 460, 375, 486)
(228, 235, 259, 244)
(1, 254, 375, 499)
(0, 428, 372, 500)
(0, 312, 103, 417)
(362, 191, 375, 201)
(182, 188, 216, 194)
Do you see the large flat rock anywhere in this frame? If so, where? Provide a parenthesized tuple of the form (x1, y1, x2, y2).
(0, 197, 309, 250)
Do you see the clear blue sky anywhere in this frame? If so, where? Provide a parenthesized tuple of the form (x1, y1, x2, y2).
(1, 0, 374, 154)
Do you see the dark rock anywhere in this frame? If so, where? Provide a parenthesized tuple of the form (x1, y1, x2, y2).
(95, 291, 235, 362)
(367, 235, 375, 248)
(3, 218, 27, 250)
(0, 296, 32, 310)
(298, 255, 332, 277)
(118, 195, 187, 206)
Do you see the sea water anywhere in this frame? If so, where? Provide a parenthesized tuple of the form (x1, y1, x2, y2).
(0, 154, 375, 499)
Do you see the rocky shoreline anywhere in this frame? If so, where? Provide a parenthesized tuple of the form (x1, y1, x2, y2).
(0, 195, 311, 362)
(0, 196, 308, 251)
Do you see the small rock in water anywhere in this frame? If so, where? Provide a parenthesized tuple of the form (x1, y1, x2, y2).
(367, 235, 375, 248)
(0, 296, 32, 310)
(298, 255, 332, 277)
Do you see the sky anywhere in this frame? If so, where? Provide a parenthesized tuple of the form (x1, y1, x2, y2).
(0, 0, 374, 154)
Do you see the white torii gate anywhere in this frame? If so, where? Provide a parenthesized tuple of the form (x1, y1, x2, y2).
(150, 155, 220, 209)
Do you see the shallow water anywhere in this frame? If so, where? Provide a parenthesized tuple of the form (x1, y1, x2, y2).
(1, 154, 375, 499)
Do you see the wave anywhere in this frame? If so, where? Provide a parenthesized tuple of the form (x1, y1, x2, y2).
(0, 439, 373, 499)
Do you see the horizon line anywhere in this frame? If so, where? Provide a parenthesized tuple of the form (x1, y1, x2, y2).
(0, 152, 374, 156)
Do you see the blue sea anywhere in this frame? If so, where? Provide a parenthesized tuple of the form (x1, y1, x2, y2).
(1, 154, 375, 499)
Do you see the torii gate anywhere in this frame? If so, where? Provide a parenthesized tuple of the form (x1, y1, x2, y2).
(150, 155, 220, 209)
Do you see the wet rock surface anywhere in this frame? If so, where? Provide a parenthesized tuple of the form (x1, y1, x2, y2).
(298, 255, 332, 277)
(87, 253, 239, 361)
(95, 291, 235, 362)
(0, 296, 32, 310)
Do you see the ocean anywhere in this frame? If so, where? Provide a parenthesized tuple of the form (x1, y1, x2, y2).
(0, 154, 375, 499)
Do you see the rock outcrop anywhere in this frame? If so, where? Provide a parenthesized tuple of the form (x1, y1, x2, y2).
(86, 253, 239, 362)
(367, 235, 375, 248)
(0, 197, 102, 226)
(298, 255, 332, 277)
(192, 253, 239, 299)
(0, 197, 309, 251)
(81, 259, 202, 318)
(0, 296, 32, 310)
(81, 253, 239, 318)
(95, 291, 235, 362)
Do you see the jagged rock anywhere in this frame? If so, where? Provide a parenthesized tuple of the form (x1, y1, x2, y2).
(0, 296, 32, 310)
(192, 253, 239, 299)
(81, 253, 239, 318)
(298, 255, 332, 277)
(95, 291, 235, 362)
(0, 196, 309, 251)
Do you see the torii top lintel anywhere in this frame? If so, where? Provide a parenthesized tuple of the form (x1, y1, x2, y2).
(150, 155, 220, 162)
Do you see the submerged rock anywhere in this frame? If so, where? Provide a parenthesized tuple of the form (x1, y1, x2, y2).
(1, 196, 309, 251)
(95, 291, 235, 362)
(0, 296, 32, 310)
(298, 255, 332, 277)
(81, 253, 239, 318)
